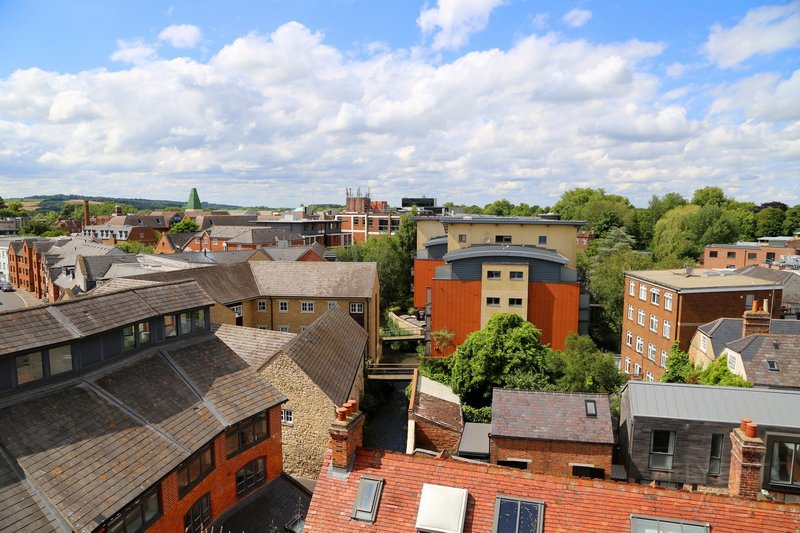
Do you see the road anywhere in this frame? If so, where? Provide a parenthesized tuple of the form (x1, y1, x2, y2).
(0, 289, 26, 312)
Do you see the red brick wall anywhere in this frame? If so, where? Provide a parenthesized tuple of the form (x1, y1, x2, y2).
(413, 417, 462, 452)
(490, 437, 613, 479)
(528, 282, 580, 351)
(413, 258, 445, 309)
(430, 279, 482, 356)
(703, 246, 792, 269)
(147, 406, 283, 533)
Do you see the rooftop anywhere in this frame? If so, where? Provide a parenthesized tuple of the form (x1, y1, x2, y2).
(415, 214, 586, 226)
(726, 334, 800, 388)
(443, 244, 568, 265)
(698, 317, 800, 356)
(626, 268, 785, 292)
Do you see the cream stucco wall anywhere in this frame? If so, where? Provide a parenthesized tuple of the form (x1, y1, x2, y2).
(480, 263, 529, 327)
(446, 223, 579, 266)
(416, 220, 446, 251)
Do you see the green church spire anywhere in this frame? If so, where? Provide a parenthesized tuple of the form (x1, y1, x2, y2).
(185, 188, 203, 210)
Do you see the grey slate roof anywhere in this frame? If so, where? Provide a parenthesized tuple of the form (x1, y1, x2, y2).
(250, 261, 378, 298)
(263, 246, 318, 261)
(164, 232, 197, 250)
(281, 306, 368, 406)
(213, 324, 296, 369)
(0, 333, 285, 532)
(131, 262, 261, 304)
(165, 249, 262, 264)
(0, 450, 64, 531)
(698, 317, 800, 357)
(80, 253, 139, 279)
(623, 381, 800, 428)
(725, 334, 800, 388)
(491, 389, 614, 444)
(443, 244, 567, 265)
(215, 474, 311, 533)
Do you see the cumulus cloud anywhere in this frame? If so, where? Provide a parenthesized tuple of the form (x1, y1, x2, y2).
(418, 0, 505, 50)
(563, 8, 592, 28)
(159, 24, 202, 48)
(0, 20, 798, 207)
(704, 2, 800, 68)
(110, 39, 158, 64)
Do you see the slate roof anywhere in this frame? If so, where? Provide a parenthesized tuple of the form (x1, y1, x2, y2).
(623, 381, 800, 428)
(227, 228, 304, 245)
(263, 246, 318, 261)
(725, 334, 800, 388)
(306, 448, 800, 532)
(250, 261, 377, 298)
(131, 262, 261, 304)
(194, 215, 259, 230)
(106, 214, 169, 228)
(0, 280, 213, 355)
(698, 317, 800, 356)
(443, 244, 568, 265)
(90, 278, 161, 295)
(281, 306, 368, 406)
(212, 324, 296, 369)
(165, 250, 263, 264)
(214, 474, 311, 533)
(0, 450, 64, 531)
(79, 253, 139, 279)
(491, 389, 614, 444)
(457, 422, 491, 457)
(163, 232, 197, 251)
(0, 333, 285, 532)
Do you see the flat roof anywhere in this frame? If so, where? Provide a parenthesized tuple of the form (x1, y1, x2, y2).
(413, 215, 585, 226)
(458, 423, 490, 457)
(626, 269, 784, 292)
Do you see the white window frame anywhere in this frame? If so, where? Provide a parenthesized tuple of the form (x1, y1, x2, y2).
(639, 284, 647, 301)
(281, 409, 293, 424)
(637, 309, 645, 326)
(279, 325, 289, 333)
(328, 301, 337, 311)
(629, 280, 635, 296)
(231, 305, 243, 318)
(664, 292, 673, 311)
(626, 331, 633, 346)
(635, 337, 644, 354)
(645, 372, 654, 382)
(648, 343, 656, 361)
(486, 297, 500, 306)
(650, 288, 660, 306)
(279, 301, 288, 313)
(257, 300, 267, 312)
(627, 305, 634, 321)
(625, 358, 631, 374)
(700, 334, 707, 353)
(301, 301, 315, 313)
(350, 302, 364, 314)
(649, 314, 658, 332)
(661, 350, 668, 368)
(663, 320, 671, 339)
(634, 363, 642, 376)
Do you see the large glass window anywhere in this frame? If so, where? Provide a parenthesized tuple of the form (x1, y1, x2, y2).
(16, 352, 43, 384)
(183, 493, 211, 533)
(123, 325, 136, 351)
(226, 411, 270, 457)
(767, 437, 800, 487)
(709, 434, 723, 475)
(193, 309, 206, 331)
(177, 444, 214, 498)
(649, 430, 676, 471)
(300, 301, 315, 313)
(48, 345, 73, 375)
(106, 486, 160, 533)
(180, 312, 192, 334)
(164, 315, 177, 338)
(235, 457, 266, 496)
(138, 321, 151, 345)
(493, 496, 544, 533)
(631, 516, 709, 533)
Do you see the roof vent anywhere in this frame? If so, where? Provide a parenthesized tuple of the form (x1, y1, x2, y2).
(415, 483, 468, 533)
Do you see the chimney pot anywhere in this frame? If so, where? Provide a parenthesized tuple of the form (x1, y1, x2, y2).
(740, 418, 752, 431)
(752, 300, 759, 312)
(336, 407, 347, 421)
(745, 422, 758, 438)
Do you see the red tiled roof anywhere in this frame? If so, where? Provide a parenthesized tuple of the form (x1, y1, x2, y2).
(305, 448, 800, 532)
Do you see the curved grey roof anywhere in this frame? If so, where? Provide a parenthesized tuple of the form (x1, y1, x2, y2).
(423, 236, 448, 248)
(443, 245, 567, 265)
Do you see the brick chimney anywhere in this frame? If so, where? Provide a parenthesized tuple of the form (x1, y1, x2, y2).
(728, 419, 766, 500)
(83, 200, 90, 230)
(114, 204, 122, 216)
(329, 399, 364, 472)
(742, 300, 771, 338)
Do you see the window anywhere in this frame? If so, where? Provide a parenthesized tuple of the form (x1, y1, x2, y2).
(727, 251, 736, 259)
(177, 444, 214, 498)
(279, 325, 289, 333)
(765, 435, 800, 490)
(699, 334, 707, 353)
(193, 309, 206, 331)
(585, 400, 597, 417)
(768, 360, 779, 371)
(281, 409, 293, 424)
(328, 301, 337, 311)
(649, 314, 658, 332)
(510, 271, 524, 280)
(626, 331, 632, 347)
(350, 302, 364, 314)
(48, 345, 72, 375)
(625, 358, 631, 374)
(635, 337, 644, 353)
(639, 284, 647, 300)
(487, 270, 501, 279)
(627, 305, 634, 321)
(572, 465, 604, 479)
(709, 434, 723, 475)
(709, 250, 718, 258)
(634, 363, 641, 376)
(180, 312, 192, 334)
(637, 309, 645, 326)
(537, 235, 547, 245)
(164, 315, 177, 338)
(495, 235, 512, 244)
(629, 280, 635, 296)
(486, 297, 500, 306)
(301, 301, 315, 313)
(663, 320, 671, 338)
(747, 252, 757, 260)
(649, 430, 676, 470)
(509, 298, 523, 307)
(138, 321, 151, 345)
(352, 476, 384, 522)
(647, 343, 656, 361)
(493, 496, 544, 533)
(106, 486, 160, 533)
(745, 294, 754, 309)
(645, 372, 654, 382)
(661, 350, 668, 368)
(123, 325, 136, 351)
(458, 234, 467, 243)
(212, 238, 219, 246)
(231, 304, 243, 318)
(184, 493, 211, 533)
(226, 411, 269, 457)
(727, 352, 737, 372)
(650, 289, 660, 305)
(236, 457, 266, 496)
(257, 300, 267, 312)
(631, 516, 709, 533)
(16, 352, 43, 385)
(279, 301, 288, 312)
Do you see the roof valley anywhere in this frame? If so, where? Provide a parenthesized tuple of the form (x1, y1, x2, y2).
(158, 349, 231, 427)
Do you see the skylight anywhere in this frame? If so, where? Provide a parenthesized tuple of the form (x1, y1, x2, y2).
(415, 483, 468, 533)
(585, 400, 597, 417)
(767, 360, 779, 372)
(352, 476, 383, 522)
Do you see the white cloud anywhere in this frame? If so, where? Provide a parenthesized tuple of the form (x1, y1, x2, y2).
(110, 39, 157, 64)
(563, 8, 592, 28)
(417, 0, 505, 51)
(704, 2, 800, 68)
(159, 24, 202, 48)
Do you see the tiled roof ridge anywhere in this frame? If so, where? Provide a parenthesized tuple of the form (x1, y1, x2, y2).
(493, 387, 609, 398)
(52, 278, 198, 307)
(158, 348, 231, 427)
(727, 334, 759, 353)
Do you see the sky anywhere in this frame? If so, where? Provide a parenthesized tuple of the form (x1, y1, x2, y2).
(0, 1, 799, 208)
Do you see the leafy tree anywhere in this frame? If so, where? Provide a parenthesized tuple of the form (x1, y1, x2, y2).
(755, 207, 785, 237)
(169, 219, 200, 233)
(691, 186, 728, 207)
(116, 241, 155, 254)
(660, 342, 750, 387)
(547, 334, 627, 393)
(757, 201, 788, 212)
(660, 342, 697, 384)
(0, 196, 5, 208)
(510, 203, 541, 217)
(20, 213, 64, 237)
(483, 199, 514, 216)
(552, 188, 606, 221)
(652, 204, 742, 261)
(450, 313, 551, 408)
(698, 357, 752, 387)
(465, 205, 483, 214)
(0, 200, 28, 218)
(337, 235, 406, 312)
(783, 205, 800, 235)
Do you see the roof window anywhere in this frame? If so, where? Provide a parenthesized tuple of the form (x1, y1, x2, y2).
(415, 483, 468, 533)
(767, 360, 779, 372)
(585, 400, 597, 417)
(352, 476, 383, 522)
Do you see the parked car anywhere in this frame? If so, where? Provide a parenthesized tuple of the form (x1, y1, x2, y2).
(1, 282, 14, 292)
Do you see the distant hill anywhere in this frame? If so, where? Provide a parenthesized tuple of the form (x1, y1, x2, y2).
(25, 194, 241, 213)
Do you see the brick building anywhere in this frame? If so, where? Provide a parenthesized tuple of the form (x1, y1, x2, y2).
(489, 389, 615, 479)
(407, 370, 464, 453)
(0, 280, 306, 531)
(621, 268, 783, 381)
(703, 236, 800, 269)
(305, 402, 800, 531)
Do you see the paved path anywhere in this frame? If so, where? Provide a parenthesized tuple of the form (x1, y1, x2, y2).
(0, 289, 26, 311)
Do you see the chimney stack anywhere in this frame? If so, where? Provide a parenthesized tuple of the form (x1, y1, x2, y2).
(114, 204, 122, 216)
(329, 399, 364, 472)
(728, 418, 766, 500)
(742, 300, 771, 338)
(83, 200, 90, 230)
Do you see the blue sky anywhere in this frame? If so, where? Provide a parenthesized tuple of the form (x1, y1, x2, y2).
(0, 0, 798, 208)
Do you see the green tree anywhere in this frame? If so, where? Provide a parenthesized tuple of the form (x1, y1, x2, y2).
(552, 188, 606, 220)
(168, 219, 200, 233)
(483, 199, 514, 216)
(783, 205, 800, 235)
(548, 334, 626, 393)
(755, 207, 785, 237)
(691, 186, 728, 207)
(116, 241, 155, 254)
(660, 342, 697, 384)
(337, 235, 406, 312)
(20, 213, 64, 237)
(698, 357, 752, 387)
(0, 200, 28, 218)
(450, 313, 551, 408)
